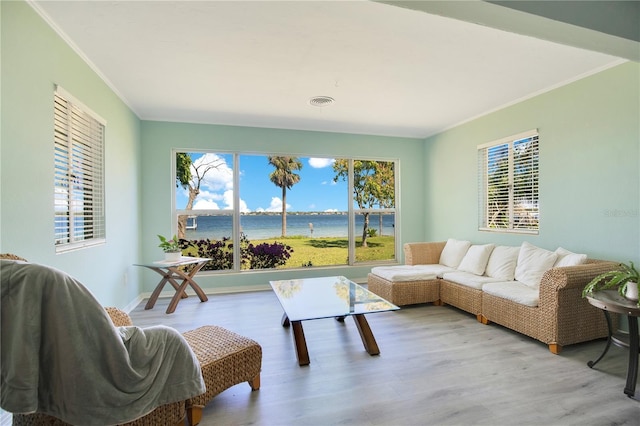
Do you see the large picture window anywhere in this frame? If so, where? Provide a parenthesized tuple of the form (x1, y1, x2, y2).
(478, 130, 539, 234)
(174, 152, 398, 271)
(54, 86, 106, 252)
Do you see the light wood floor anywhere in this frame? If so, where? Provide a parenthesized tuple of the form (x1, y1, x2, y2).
(129, 290, 640, 426)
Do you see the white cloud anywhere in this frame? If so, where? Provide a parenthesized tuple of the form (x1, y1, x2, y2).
(308, 158, 335, 168)
(321, 180, 337, 185)
(193, 153, 234, 192)
(324, 208, 338, 212)
(221, 190, 250, 213)
(193, 199, 220, 209)
(198, 189, 223, 201)
(187, 155, 254, 212)
(263, 197, 290, 212)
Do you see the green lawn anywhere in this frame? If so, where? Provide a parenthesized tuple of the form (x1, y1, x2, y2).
(252, 235, 396, 268)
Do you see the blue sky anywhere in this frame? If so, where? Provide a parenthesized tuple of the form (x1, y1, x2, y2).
(176, 153, 349, 212)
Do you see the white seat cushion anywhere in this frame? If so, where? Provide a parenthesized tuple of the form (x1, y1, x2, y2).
(441, 271, 504, 290)
(483, 281, 539, 307)
(370, 264, 455, 282)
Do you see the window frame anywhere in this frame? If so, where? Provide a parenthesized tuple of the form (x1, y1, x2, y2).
(172, 151, 399, 272)
(477, 129, 539, 235)
(54, 86, 106, 253)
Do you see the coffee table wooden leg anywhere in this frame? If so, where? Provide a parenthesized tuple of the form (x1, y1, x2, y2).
(353, 314, 380, 356)
(291, 320, 310, 366)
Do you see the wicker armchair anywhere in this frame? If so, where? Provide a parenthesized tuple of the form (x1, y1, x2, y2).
(2, 255, 262, 426)
(104, 308, 262, 426)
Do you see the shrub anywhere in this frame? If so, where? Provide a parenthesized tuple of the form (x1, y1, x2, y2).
(245, 241, 294, 269)
(182, 234, 293, 270)
(181, 237, 236, 271)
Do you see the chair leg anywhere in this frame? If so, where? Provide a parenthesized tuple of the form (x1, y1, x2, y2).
(187, 405, 204, 426)
(248, 374, 261, 391)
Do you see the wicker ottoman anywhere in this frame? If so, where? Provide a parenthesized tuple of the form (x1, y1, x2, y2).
(367, 272, 441, 306)
(182, 326, 262, 426)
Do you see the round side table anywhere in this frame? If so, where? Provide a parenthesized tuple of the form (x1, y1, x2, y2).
(587, 289, 640, 400)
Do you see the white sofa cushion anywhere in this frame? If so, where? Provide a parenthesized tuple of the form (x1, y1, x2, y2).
(439, 238, 471, 268)
(482, 281, 540, 307)
(442, 271, 504, 290)
(554, 247, 587, 267)
(485, 245, 520, 281)
(514, 242, 558, 289)
(457, 244, 495, 275)
(370, 264, 455, 282)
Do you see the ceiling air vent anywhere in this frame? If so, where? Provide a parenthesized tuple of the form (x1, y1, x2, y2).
(309, 96, 335, 107)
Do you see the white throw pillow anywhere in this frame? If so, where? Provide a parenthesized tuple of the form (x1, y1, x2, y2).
(485, 246, 520, 281)
(514, 242, 558, 289)
(554, 247, 588, 267)
(457, 244, 495, 276)
(439, 238, 471, 268)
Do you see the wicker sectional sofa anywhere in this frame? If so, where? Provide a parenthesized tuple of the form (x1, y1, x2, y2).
(367, 239, 618, 354)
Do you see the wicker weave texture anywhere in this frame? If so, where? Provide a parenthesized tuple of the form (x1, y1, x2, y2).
(0, 253, 27, 261)
(482, 260, 620, 348)
(367, 273, 440, 306)
(105, 307, 134, 326)
(439, 280, 482, 315)
(182, 326, 262, 408)
(403, 242, 445, 265)
(11, 413, 68, 426)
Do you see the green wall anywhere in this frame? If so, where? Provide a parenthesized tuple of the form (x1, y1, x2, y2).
(424, 61, 640, 264)
(139, 121, 425, 293)
(0, 1, 142, 307)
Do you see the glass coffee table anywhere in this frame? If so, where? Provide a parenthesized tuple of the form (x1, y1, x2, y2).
(270, 275, 399, 366)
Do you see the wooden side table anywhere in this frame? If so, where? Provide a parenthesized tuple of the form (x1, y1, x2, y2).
(587, 289, 640, 400)
(135, 256, 210, 314)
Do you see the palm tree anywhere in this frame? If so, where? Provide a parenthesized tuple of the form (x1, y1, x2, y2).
(268, 156, 302, 237)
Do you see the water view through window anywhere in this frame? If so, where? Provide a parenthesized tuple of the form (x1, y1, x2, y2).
(174, 152, 397, 271)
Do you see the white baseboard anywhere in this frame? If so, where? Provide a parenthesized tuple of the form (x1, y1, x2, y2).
(123, 278, 368, 314)
(124, 284, 272, 313)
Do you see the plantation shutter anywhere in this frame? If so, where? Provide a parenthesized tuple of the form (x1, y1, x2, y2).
(54, 86, 106, 251)
(478, 130, 539, 233)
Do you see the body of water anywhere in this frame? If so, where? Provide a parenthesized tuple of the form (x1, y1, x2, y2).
(184, 213, 395, 240)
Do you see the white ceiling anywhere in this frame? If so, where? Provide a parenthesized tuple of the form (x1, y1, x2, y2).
(31, 0, 627, 139)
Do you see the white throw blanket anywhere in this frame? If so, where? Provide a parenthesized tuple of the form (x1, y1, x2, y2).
(0, 260, 205, 425)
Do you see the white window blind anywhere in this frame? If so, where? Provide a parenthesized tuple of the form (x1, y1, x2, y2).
(478, 130, 539, 234)
(54, 87, 106, 252)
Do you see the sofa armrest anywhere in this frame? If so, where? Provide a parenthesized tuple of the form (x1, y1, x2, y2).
(540, 260, 621, 294)
(403, 241, 446, 265)
(537, 260, 620, 348)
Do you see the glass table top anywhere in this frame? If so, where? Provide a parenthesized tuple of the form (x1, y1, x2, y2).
(269, 275, 399, 322)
